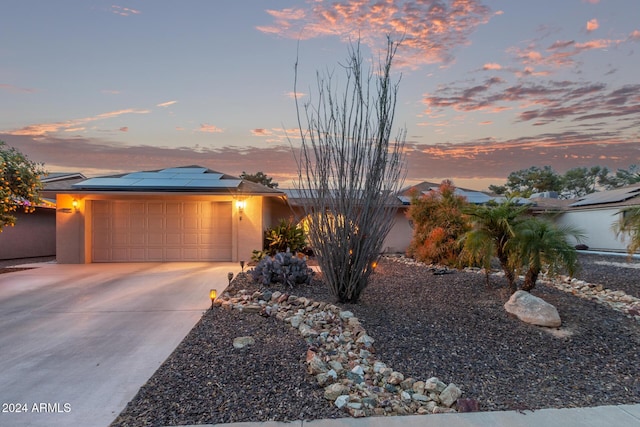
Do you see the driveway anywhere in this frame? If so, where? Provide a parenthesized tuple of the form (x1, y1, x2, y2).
(0, 262, 239, 427)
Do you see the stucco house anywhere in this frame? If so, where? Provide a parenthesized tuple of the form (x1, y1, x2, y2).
(56, 166, 286, 264)
(0, 172, 86, 260)
(555, 183, 640, 253)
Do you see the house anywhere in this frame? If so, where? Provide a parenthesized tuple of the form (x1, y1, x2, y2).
(555, 183, 640, 252)
(55, 166, 286, 263)
(0, 172, 86, 260)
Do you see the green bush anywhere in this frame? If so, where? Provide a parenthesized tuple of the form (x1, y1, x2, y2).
(264, 219, 307, 255)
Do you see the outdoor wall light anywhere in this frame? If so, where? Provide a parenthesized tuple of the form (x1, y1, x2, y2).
(209, 289, 217, 308)
(72, 199, 79, 213)
(235, 200, 246, 221)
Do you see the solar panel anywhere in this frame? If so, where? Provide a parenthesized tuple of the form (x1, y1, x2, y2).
(570, 186, 640, 207)
(73, 167, 240, 190)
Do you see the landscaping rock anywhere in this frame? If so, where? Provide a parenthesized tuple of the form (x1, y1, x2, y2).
(504, 290, 562, 327)
(232, 336, 255, 349)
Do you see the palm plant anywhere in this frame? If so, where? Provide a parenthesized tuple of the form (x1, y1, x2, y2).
(462, 200, 529, 293)
(613, 206, 640, 257)
(512, 218, 584, 291)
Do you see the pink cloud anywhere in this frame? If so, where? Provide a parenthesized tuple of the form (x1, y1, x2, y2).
(157, 100, 178, 107)
(586, 18, 599, 33)
(198, 124, 224, 133)
(3, 108, 150, 136)
(257, 0, 493, 66)
(629, 30, 640, 41)
(483, 63, 502, 70)
(119, 127, 129, 132)
(111, 5, 141, 16)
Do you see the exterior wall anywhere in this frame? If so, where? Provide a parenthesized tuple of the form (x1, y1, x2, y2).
(382, 208, 412, 254)
(555, 208, 629, 252)
(0, 207, 56, 260)
(56, 193, 266, 264)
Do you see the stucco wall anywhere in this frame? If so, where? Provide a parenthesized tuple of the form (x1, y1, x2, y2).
(382, 208, 412, 254)
(555, 208, 629, 252)
(0, 207, 56, 260)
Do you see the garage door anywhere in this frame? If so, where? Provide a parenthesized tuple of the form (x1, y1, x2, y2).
(91, 200, 232, 262)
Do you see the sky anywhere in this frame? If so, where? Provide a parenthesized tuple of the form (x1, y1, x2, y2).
(1, 0, 639, 191)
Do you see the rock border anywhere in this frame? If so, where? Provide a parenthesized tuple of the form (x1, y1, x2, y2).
(214, 288, 465, 417)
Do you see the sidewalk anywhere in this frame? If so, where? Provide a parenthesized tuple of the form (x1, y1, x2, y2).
(181, 404, 640, 427)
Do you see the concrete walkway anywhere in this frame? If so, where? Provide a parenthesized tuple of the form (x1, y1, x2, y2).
(0, 262, 239, 427)
(188, 404, 640, 427)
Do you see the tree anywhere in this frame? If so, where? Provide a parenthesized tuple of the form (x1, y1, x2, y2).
(612, 206, 640, 257)
(293, 38, 406, 303)
(560, 166, 609, 198)
(512, 218, 583, 291)
(407, 180, 471, 266)
(0, 141, 45, 232)
(503, 166, 561, 197)
(461, 200, 529, 293)
(239, 171, 278, 188)
(602, 165, 640, 189)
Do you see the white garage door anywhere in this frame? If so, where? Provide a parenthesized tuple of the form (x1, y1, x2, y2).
(91, 200, 232, 262)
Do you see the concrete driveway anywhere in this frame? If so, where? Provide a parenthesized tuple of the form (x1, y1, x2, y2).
(0, 262, 239, 427)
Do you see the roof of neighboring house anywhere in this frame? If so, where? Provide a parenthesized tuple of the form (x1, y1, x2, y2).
(41, 172, 87, 191)
(68, 166, 283, 196)
(568, 183, 640, 209)
(398, 181, 531, 206)
(282, 188, 401, 207)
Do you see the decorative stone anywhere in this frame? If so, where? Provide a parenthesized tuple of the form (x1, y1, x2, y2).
(339, 310, 354, 320)
(290, 315, 303, 328)
(328, 360, 345, 373)
(387, 371, 404, 385)
(504, 290, 562, 327)
(324, 383, 350, 400)
(232, 336, 255, 349)
(307, 350, 328, 375)
(424, 377, 447, 393)
(412, 393, 429, 402)
(334, 395, 349, 408)
(440, 383, 462, 407)
(356, 334, 375, 348)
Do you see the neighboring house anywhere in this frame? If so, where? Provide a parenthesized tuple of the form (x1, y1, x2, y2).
(555, 183, 640, 252)
(0, 172, 86, 260)
(56, 166, 286, 264)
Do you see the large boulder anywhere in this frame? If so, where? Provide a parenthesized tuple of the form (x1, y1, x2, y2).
(504, 290, 561, 327)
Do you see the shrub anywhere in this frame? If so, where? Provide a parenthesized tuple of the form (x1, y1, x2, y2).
(250, 251, 314, 287)
(407, 180, 471, 266)
(264, 219, 307, 255)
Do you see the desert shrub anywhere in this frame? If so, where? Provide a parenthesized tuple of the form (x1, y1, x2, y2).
(250, 251, 314, 287)
(264, 219, 307, 255)
(407, 180, 471, 266)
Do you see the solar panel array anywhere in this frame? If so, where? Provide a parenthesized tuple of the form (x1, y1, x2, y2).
(569, 186, 640, 207)
(73, 168, 241, 190)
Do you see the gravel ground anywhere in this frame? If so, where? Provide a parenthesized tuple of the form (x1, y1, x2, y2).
(111, 253, 640, 426)
(572, 252, 640, 299)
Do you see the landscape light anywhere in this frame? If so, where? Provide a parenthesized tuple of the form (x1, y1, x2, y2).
(209, 289, 217, 308)
(240, 260, 245, 272)
(227, 272, 234, 285)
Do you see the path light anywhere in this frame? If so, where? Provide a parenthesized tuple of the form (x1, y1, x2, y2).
(240, 260, 245, 272)
(371, 260, 378, 270)
(227, 272, 234, 286)
(209, 289, 217, 309)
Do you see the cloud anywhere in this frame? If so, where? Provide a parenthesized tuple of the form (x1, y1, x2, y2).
(4, 130, 637, 188)
(251, 128, 272, 136)
(0, 83, 37, 94)
(198, 124, 224, 133)
(3, 108, 150, 136)
(157, 100, 178, 107)
(257, 0, 494, 66)
(111, 5, 141, 16)
(586, 19, 599, 33)
(629, 30, 640, 41)
(119, 127, 129, 132)
(101, 89, 121, 95)
(482, 63, 502, 70)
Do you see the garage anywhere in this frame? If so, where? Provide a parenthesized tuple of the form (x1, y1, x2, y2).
(55, 166, 287, 264)
(91, 200, 232, 262)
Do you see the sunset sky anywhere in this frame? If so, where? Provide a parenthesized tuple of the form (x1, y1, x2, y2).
(1, 0, 639, 190)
